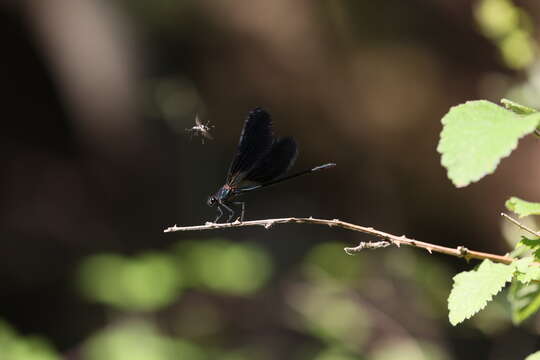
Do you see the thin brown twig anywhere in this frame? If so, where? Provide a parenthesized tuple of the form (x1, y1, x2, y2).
(164, 217, 537, 266)
(501, 212, 540, 237)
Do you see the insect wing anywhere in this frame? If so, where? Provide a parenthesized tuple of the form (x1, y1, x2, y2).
(244, 137, 298, 184)
(195, 114, 202, 126)
(226, 107, 274, 185)
(202, 129, 214, 140)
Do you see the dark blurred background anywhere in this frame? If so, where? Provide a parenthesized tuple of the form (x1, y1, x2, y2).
(1, 0, 539, 359)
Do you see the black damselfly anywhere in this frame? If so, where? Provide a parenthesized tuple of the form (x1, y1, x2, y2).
(207, 107, 335, 222)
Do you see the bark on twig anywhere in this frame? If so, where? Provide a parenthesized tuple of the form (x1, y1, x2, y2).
(164, 217, 534, 265)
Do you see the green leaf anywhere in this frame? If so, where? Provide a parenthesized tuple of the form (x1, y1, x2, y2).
(438, 100, 540, 187)
(514, 257, 534, 272)
(516, 268, 540, 283)
(518, 237, 540, 250)
(508, 281, 540, 324)
(526, 351, 540, 360)
(514, 257, 540, 284)
(517, 237, 540, 261)
(506, 197, 540, 217)
(448, 259, 516, 325)
(501, 98, 537, 115)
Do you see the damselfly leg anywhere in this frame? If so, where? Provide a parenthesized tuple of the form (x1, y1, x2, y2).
(233, 201, 246, 222)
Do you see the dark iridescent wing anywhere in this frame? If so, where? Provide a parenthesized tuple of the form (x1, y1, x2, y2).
(243, 137, 298, 184)
(226, 107, 274, 185)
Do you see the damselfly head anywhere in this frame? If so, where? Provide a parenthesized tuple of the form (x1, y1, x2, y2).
(207, 195, 217, 207)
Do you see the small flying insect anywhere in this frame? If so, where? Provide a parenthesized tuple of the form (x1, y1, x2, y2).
(186, 114, 214, 144)
(207, 107, 336, 223)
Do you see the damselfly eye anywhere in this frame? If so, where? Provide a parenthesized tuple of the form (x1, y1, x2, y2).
(207, 196, 217, 207)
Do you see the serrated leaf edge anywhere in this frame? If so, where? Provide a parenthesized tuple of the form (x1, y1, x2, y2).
(438, 101, 540, 187)
(448, 261, 516, 326)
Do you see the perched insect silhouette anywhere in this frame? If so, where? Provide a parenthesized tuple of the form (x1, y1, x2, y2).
(186, 114, 214, 143)
(207, 107, 336, 223)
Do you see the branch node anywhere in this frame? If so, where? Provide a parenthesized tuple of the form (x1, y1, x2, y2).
(455, 246, 473, 262)
(328, 219, 339, 227)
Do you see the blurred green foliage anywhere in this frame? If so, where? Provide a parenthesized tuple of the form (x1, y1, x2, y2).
(508, 280, 540, 324)
(475, 0, 535, 69)
(369, 340, 449, 360)
(303, 242, 365, 284)
(299, 243, 371, 350)
(78, 252, 182, 311)
(313, 348, 365, 360)
(0, 320, 60, 360)
(173, 239, 273, 295)
(71, 238, 458, 359)
(82, 321, 206, 360)
(291, 284, 371, 350)
(385, 248, 451, 318)
(475, 0, 520, 38)
(78, 238, 272, 312)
